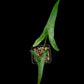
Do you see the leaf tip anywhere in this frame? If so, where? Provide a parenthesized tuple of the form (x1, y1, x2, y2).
(53, 44, 60, 51)
(55, 48, 60, 51)
(58, 0, 60, 3)
(33, 44, 36, 47)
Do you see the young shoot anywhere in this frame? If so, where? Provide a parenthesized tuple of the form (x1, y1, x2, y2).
(33, 0, 60, 51)
(30, 0, 60, 84)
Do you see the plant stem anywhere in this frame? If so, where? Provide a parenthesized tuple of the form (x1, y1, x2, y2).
(43, 35, 48, 48)
(41, 35, 48, 54)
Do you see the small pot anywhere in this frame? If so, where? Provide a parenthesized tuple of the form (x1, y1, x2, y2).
(31, 44, 52, 64)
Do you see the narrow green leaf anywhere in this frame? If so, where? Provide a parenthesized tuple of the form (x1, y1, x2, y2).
(30, 50, 41, 63)
(41, 49, 49, 60)
(46, 0, 60, 28)
(48, 23, 59, 51)
(33, 27, 48, 47)
(48, 33, 59, 51)
(47, 0, 60, 51)
(37, 49, 49, 84)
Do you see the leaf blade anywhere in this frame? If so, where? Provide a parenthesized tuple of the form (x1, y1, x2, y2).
(33, 27, 48, 47)
(41, 49, 49, 60)
(37, 49, 49, 84)
(47, 0, 60, 51)
(30, 50, 41, 63)
(46, 0, 60, 28)
(48, 34, 59, 51)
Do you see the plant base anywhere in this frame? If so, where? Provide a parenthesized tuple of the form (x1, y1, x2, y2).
(31, 44, 52, 64)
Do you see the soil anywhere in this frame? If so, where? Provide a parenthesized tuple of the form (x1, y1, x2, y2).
(33, 46, 51, 63)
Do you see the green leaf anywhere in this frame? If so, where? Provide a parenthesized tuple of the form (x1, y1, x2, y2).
(47, 0, 60, 51)
(33, 0, 60, 51)
(37, 49, 49, 84)
(46, 0, 60, 28)
(41, 49, 49, 60)
(29, 50, 41, 63)
(48, 33, 59, 51)
(33, 27, 48, 47)
(30, 49, 49, 84)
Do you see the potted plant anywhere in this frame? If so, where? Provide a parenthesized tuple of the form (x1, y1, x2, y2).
(30, 0, 60, 84)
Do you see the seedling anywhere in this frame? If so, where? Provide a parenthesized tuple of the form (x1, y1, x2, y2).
(30, 0, 60, 84)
